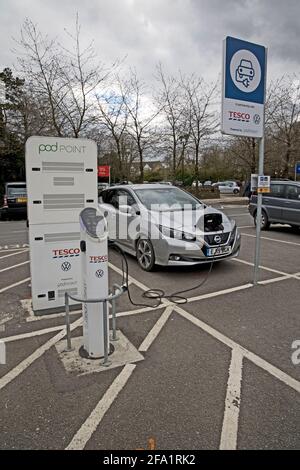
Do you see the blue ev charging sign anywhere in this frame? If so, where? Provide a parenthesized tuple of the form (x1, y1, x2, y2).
(221, 36, 267, 138)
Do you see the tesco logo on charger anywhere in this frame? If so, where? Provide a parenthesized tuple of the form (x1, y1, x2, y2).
(89, 255, 108, 263)
(52, 248, 80, 258)
(228, 111, 250, 122)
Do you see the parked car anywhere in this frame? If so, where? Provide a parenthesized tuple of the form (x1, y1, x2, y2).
(100, 184, 241, 271)
(98, 182, 110, 195)
(212, 181, 240, 194)
(0, 182, 27, 220)
(248, 180, 300, 230)
(192, 180, 203, 187)
(203, 180, 213, 187)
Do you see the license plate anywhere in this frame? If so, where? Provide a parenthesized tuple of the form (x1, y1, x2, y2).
(206, 246, 232, 257)
(17, 197, 27, 203)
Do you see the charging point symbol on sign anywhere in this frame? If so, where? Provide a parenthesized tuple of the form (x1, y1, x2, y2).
(230, 49, 262, 94)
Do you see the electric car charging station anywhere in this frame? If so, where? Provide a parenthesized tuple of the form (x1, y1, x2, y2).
(25, 136, 139, 368)
(25, 136, 97, 314)
(79, 207, 109, 358)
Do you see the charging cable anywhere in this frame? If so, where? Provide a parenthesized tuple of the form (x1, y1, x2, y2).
(109, 241, 217, 308)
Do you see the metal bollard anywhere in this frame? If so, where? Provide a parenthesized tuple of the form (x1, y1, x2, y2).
(63, 284, 123, 365)
(102, 300, 111, 367)
(111, 298, 118, 341)
(64, 292, 72, 351)
(110, 284, 120, 341)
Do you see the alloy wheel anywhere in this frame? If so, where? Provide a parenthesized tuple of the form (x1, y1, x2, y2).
(137, 239, 153, 270)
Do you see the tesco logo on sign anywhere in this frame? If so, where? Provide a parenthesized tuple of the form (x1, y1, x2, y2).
(52, 248, 80, 258)
(228, 111, 250, 122)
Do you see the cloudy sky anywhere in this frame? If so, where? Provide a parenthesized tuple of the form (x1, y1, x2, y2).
(0, 0, 299, 84)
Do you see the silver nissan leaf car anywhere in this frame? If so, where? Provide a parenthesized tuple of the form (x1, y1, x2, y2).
(99, 184, 241, 271)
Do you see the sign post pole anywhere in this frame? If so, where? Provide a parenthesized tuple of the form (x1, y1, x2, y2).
(253, 136, 265, 285)
(295, 162, 300, 181)
(221, 36, 267, 286)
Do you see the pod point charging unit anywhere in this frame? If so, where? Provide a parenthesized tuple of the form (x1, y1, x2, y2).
(25, 136, 97, 315)
(56, 205, 144, 373)
(80, 207, 109, 358)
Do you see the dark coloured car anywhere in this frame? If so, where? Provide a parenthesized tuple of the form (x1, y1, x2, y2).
(1, 182, 27, 219)
(248, 180, 300, 230)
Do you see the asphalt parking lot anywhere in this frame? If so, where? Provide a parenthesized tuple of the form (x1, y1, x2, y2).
(0, 203, 299, 450)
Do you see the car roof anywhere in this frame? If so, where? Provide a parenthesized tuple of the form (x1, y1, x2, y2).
(271, 179, 299, 185)
(104, 184, 176, 191)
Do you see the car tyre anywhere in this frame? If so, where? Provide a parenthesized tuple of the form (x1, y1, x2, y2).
(233, 188, 239, 194)
(136, 238, 156, 271)
(255, 210, 270, 230)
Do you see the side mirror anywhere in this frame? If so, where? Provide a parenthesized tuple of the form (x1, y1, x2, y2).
(119, 204, 132, 214)
(119, 204, 141, 216)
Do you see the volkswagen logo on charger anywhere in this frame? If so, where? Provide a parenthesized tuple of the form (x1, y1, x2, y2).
(61, 261, 71, 272)
(95, 269, 104, 278)
(214, 235, 222, 244)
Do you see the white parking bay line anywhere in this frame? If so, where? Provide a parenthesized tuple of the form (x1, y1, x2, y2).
(111, 261, 300, 393)
(0, 249, 28, 260)
(66, 363, 136, 450)
(258, 275, 291, 285)
(0, 317, 82, 391)
(66, 306, 174, 450)
(1, 325, 65, 343)
(220, 349, 243, 450)
(109, 262, 151, 292)
(187, 283, 253, 304)
(139, 306, 173, 352)
(0, 277, 31, 294)
(233, 258, 300, 280)
(241, 232, 300, 247)
(175, 305, 300, 394)
(0, 260, 30, 273)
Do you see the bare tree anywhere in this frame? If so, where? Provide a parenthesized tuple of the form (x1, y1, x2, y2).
(14, 16, 117, 138)
(266, 75, 300, 176)
(226, 137, 257, 177)
(96, 78, 130, 179)
(122, 69, 161, 182)
(182, 75, 218, 187)
(155, 64, 189, 181)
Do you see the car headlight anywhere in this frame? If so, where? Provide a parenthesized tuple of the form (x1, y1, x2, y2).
(159, 225, 196, 242)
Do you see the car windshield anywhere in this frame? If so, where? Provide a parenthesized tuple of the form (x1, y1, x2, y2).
(7, 185, 27, 197)
(134, 188, 202, 211)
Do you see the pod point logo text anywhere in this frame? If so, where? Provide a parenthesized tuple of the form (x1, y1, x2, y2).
(38, 142, 86, 154)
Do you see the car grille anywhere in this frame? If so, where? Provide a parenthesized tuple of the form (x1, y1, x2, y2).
(204, 232, 230, 246)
